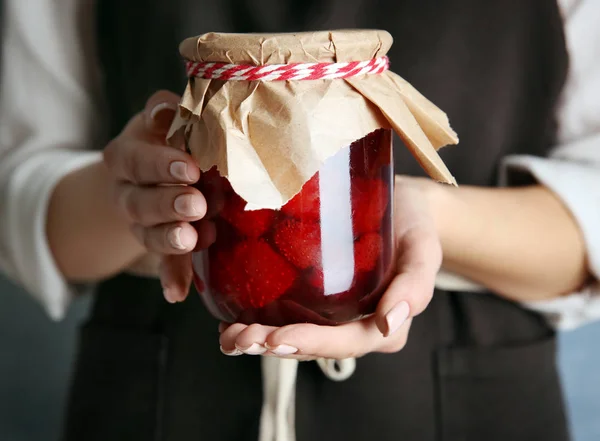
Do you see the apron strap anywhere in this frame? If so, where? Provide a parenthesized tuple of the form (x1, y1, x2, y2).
(258, 357, 357, 441)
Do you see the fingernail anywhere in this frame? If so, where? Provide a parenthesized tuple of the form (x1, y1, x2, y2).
(174, 194, 202, 217)
(168, 227, 195, 250)
(150, 103, 177, 121)
(385, 301, 410, 337)
(163, 288, 177, 304)
(220, 345, 243, 356)
(170, 161, 192, 182)
(163, 286, 185, 304)
(266, 344, 298, 356)
(237, 343, 267, 355)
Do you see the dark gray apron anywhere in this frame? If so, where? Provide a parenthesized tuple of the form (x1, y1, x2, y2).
(63, 1, 570, 440)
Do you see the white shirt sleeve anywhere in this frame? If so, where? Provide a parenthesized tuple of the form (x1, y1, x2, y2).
(0, 0, 103, 320)
(500, 0, 600, 329)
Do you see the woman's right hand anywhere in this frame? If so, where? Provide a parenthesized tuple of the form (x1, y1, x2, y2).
(103, 90, 208, 303)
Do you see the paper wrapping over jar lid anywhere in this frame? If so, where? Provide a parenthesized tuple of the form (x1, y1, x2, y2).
(168, 29, 458, 210)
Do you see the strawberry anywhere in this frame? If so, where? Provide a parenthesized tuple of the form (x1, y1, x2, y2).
(307, 268, 325, 289)
(220, 191, 275, 238)
(306, 233, 382, 290)
(354, 233, 383, 272)
(351, 177, 390, 234)
(281, 173, 321, 221)
(274, 219, 322, 270)
(350, 129, 392, 179)
(209, 239, 298, 309)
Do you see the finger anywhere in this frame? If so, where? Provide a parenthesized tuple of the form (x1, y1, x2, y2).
(264, 317, 382, 359)
(234, 324, 278, 355)
(262, 353, 318, 361)
(116, 183, 207, 226)
(219, 323, 248, 355)
(376, 317, 412, 354)
(159, 254, 193, 303)
(103, 139, 199, 185)
(375, 226, 441, 337)
(131, 221, 198, 254)
(116, 91, 180, 143)
(143, 90, 181, 136)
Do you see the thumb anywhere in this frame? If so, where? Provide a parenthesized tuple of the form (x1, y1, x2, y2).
(375, 226, 441, 337)
(123, 90, 181, 140)
(143, 90, 181, 135)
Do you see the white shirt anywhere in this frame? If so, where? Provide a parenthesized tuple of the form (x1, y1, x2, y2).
(1, 0, 600, 330)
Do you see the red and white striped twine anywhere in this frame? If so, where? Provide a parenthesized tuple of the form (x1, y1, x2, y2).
(185, 56, 389, 81)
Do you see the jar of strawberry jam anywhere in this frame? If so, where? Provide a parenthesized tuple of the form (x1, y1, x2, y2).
(193, 129, 394, 325)
(169, 30, 457, 326)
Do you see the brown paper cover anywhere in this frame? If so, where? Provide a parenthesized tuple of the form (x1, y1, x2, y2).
(168, 30, 458, 210)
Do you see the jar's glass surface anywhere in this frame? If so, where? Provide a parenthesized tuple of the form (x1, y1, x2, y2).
(192, 128, 394, 326)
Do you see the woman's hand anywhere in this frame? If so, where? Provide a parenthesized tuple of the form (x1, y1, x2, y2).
(103, 90, 209, 302)
(219, 176, 442, 359)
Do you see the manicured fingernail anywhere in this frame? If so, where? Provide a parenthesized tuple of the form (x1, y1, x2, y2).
(174, 194, 202, 216)
(266, 344, 298, 356)
(147, 102, 178, 134)
(163, 288, 177, 304)
(167, 227, 196, 250)
(170, 161, 192, 182)
(220, 345, 243, 356)
(385, 301, 410, 337)
(168, 227, 195, 250)
(237, 343, 267, 355)
(167, 227, 186, 250)
(150, 102, 177, 120)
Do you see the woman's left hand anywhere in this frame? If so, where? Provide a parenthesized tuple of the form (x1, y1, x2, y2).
(219, 176, 442, 360)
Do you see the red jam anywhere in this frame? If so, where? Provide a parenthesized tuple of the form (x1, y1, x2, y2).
(192, 129, 394, 326)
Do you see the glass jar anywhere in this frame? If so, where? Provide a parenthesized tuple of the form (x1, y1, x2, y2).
(171, 30, 457, 325)
(192, 128, 394, 326)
